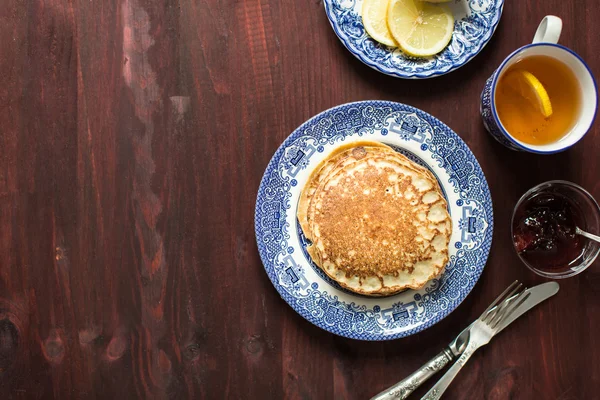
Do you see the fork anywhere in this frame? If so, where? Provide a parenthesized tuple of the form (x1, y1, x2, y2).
(420, 281, 531, 400)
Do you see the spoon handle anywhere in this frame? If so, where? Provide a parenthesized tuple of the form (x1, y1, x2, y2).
(576, 227, 600, 244)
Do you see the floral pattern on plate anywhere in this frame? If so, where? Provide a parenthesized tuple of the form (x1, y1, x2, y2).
(324, 0, 504, 79)
(255, 101, 493, 340)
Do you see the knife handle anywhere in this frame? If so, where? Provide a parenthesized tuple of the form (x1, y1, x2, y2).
(420, 339, 479, 400)
(370, 349, 454, 400)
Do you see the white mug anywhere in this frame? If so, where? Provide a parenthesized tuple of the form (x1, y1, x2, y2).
(480, 16, 598, 153)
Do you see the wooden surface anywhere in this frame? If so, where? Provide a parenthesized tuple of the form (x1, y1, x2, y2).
(1, 0, 599, 399)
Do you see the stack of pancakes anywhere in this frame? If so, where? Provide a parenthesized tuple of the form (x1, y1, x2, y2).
(298, 141, 451, 296)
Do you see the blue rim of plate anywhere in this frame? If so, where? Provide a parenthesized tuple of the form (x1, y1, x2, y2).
(323, 0, 505, 79)
(255, 101, 493, 340)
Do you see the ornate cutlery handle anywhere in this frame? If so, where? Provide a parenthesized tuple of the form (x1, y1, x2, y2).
(370, 349, 453, 400)
(420, 341, 479, 400)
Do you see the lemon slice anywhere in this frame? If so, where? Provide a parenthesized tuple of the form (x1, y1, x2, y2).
(362, 0, 397, 47)
(387, 0, 454, 57)
(502, 69, 553, 118)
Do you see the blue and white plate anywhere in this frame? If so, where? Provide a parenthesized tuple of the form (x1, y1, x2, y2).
(255, 101, 493, 340)
(324, 0, 504, 79)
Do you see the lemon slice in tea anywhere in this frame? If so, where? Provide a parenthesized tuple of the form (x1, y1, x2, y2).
(362, 0, 397, 47)
(503, 69, 553, 118)
(387, 0, 454, 57)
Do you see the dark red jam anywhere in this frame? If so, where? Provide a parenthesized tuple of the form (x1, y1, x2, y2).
(513, 192, 585, 271)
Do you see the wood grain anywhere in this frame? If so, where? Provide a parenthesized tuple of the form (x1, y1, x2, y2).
(1, 0, 599, 399)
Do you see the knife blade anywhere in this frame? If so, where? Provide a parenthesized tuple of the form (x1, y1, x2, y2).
(447, 281, 560, 357)
(370, 281, 559, 400)
(420, 282, 559, 400)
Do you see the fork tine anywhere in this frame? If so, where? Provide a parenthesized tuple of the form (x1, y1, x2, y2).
(491, 291, 532, 329)
(479, 280, 519, 321)
(488, 287, 526, 326)
(484, 283, 523, 323)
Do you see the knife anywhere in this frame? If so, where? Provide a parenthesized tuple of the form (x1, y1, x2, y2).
(370, 281, 559, 400)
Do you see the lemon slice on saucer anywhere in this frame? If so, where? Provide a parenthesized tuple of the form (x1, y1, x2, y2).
(503, 69, 553, 118)
(387, 0, 454, 57)
(362, 0, 397, 47)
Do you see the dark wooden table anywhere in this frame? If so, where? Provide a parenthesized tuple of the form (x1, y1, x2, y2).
(1, 0, 599, 399)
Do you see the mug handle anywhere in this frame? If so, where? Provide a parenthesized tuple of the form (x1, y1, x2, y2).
(532, 15, 562, 44)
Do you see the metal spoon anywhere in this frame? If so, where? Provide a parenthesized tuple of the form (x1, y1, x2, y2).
(575, 227, 600, 244)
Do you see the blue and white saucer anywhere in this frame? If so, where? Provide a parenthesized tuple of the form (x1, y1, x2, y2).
(255, 101, 493, 340)
(324, 0, 504, 79)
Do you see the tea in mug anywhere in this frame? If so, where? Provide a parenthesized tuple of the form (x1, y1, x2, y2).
(495, 55, 582, 145)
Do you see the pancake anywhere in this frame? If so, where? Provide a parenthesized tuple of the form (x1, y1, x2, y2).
(298, 141, 451, 296)
(298, 142, 440, 236)
(298, 142, 393, 242)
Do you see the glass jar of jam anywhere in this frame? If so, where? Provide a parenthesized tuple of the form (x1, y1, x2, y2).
(512, 181, 600, 278)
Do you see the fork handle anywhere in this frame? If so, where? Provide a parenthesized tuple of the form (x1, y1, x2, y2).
(420, 341, 480, 400)
(370, 349, 454, 400)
